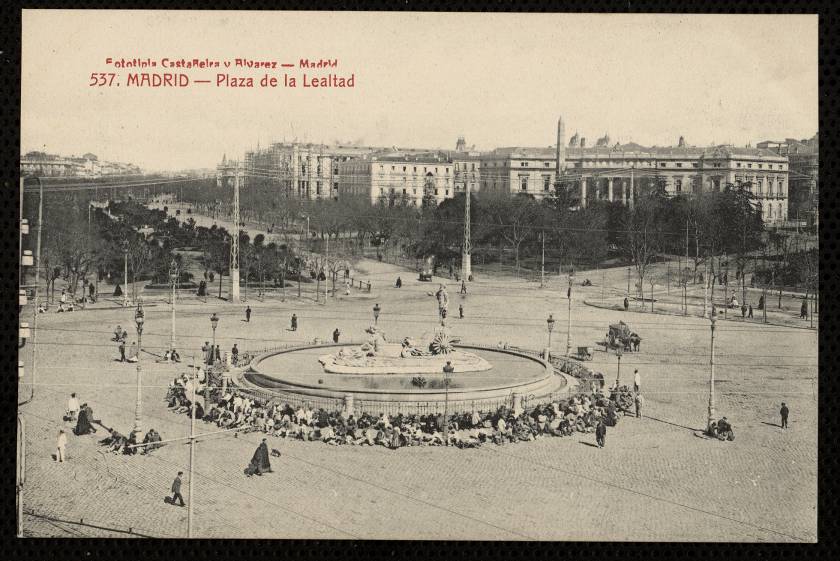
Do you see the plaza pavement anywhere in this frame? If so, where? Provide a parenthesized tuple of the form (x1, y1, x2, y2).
(17, 217, 818, 541)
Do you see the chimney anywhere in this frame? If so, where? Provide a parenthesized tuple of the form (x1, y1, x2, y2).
(580, 137, 586, 148)
(556, 117, 566, 177)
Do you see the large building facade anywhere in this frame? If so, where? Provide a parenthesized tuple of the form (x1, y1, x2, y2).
(20, 151, 141, 178)
(338, 152, 455, 206)
(479, 137, 790, 224)
(757, 134, 818, 226)
(239, 142, 381, 200)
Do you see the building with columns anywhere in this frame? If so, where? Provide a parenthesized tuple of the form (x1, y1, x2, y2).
(337, 152, 455, 206)
(479, 140, 789, 224)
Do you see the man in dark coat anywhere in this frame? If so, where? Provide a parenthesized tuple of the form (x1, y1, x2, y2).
(800, 300, 808, 319)
(333, 328, 340, 343)
(291, 314, 298, 331)
(595, 420, 606, 448)
(119, 341, 126, 362)
(74, 404, 97, 435)
(623, 297, 629, 311)
(245, 438, 272, 476)
(171, 471, 185, 506)
(245, 306, 252, 322)
(780, 402, 789, 429)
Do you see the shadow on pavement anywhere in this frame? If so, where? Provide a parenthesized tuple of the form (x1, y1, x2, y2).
(643, 415, 703, 433)
(578, 441, 599, 448)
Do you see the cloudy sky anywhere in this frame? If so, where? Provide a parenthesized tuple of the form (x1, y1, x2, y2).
(22, 11, 817, 171)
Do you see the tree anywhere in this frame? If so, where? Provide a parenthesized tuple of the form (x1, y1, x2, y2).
(484, 193, 537, 272)
(621, 192, 666, 303)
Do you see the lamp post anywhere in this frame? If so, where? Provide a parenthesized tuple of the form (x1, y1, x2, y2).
(442, 361, 454, 446)
(373, 303, 381, 325)
(707, 310, 717, 433)
(210, 313, 219, 365)
(132, 302, 145, 440)
(566, 274, 574, 357)
(546, 314, 555, 360)
(169, 259, 178, 358)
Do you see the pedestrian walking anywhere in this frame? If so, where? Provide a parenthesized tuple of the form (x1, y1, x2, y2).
(56, 429, 67, 463)
(741, 304, 747, 318)
(800, 300, 808, 319)
(634, 393, 644, 418)
(633, 369, 641, 393)
(215, 345, 221, 363)
(459, 304, 464, 319)
(623, 297, 629, 311)
(395, 276, 402, 288)
(119, 340, 126, 362)
(333, 328, 340, 343)
(231, 343, 239, 364)
(595, 420, 606, 448)
(203, 341, 212, 365)
(748, 304, 754, 318)
(460, 280, 467, 294)
(291, 313, 298, 331)
(171, 471, 186, 506)
(780, 402, 789, 429)
(67, 393, 80, 421)
(245, 305, 251, 322)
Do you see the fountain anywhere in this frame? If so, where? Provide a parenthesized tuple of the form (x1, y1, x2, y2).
(237, 286, 571, 414)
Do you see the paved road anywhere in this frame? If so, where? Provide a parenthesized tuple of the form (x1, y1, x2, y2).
(18, 217, 817, 541)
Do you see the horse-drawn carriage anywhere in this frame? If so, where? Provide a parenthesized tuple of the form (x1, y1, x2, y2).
(607, 321, 641, 351)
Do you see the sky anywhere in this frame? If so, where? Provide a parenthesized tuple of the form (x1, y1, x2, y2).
(22, 11, 818, 172)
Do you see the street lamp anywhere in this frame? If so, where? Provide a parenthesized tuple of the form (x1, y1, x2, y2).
(566, 274, 574, 357)
(373, 303, 381, 325)
(707, 310, 717, 433)
(169, 259, 178, 357)
(132, 302, 145, 439)
(546, 314, 556, 359)
(442, 360, 455, 446)
(210, 313, 219, 365)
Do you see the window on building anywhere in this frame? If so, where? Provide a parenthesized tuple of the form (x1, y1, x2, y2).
(522, 162, 529, 167)
(659, 162, 666, 167)
(455, 163, 459, 171)
(692, 163, 699, 168)
(736, 162, 741, 167)
(758, 164, 763, 169)
(316, 181, 322, 194)
(446, 190, 449, 196)
(757, 179, 763, 194)
(521, 177, 528, 191)
(543, 176, 551, 191)
(544, 162, 550, 167)
(676, 163, 683, 168)
(747, 163, 752, 168)
(471, 163, 476, 171)
(403, 188, 406, 194)
(403, 166, 406, 172)
(435, 189, 439, 196)
(675, 179, 682, 193)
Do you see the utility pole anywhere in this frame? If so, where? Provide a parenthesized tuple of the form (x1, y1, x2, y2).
(170, 259, 178, 356)
(229, 172, 240, 303)
(566, 274, 573, 357)
(34, 178, 43, 286)
(707, 312, 717, 432)
(462, 182, 471, 281)
(123, 241, 129, 307)
(188, 357, 197, 538)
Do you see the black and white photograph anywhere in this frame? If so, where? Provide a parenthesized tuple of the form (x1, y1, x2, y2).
(15, 10, 818, 541)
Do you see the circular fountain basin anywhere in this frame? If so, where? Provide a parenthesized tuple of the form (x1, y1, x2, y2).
(241, 343, 567, 405)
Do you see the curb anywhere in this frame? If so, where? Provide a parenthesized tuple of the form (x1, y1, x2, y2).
(582, 299, 817, 331)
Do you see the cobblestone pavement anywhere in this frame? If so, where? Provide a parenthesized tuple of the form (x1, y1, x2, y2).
(18, 250, 817, 541)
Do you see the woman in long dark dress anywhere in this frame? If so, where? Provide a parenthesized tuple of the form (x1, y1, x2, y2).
(244, 438, 272, 476)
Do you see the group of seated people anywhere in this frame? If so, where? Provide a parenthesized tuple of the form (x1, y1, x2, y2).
(166, 386, 624, 449)
(99, 427, 164, 455)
